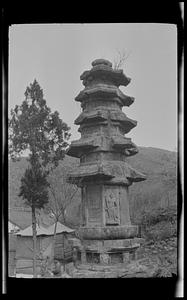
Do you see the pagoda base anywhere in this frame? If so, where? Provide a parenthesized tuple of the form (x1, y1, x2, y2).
(73, 238, 144, 265)
(70, 225, 143, 264)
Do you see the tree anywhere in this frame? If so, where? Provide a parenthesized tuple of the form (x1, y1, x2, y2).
(19, 163, 49, 276)
(8, 79, 71, 277)
(47, 165, 78, 224)
(46, 164, 79, 264)
(9, 79, 71, 166)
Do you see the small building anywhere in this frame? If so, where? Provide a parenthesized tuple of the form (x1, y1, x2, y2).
(8, 209, 34, 277)
(15, 222, 75, 276)
(8, 232, 18, 277)
(8, 220, 21, 277)
(8, 221, 20, 234)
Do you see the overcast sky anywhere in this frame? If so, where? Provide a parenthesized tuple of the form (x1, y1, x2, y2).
(9, 23, 177, 151)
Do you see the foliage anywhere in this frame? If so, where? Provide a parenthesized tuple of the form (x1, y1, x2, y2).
(139, 206, 177, 241)
(141, 206, 177, 227)
(19, 163, 49, 209)
(143, 221, 177, 241)
(9, 79, 71, 168)
(9, 79, 72, 208)
(8, 79, 71, 277)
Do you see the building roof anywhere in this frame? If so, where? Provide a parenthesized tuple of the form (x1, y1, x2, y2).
(9, 209, 32, 230)
(8, 221, 20, 233)
(9, 208, 54, 230)
(47, 222, 75, 235)
(16, 221, 74, 237)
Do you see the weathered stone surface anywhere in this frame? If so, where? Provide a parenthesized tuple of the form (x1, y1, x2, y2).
(100, 253, 110, 264)
(68, 238, 82, 248)
(66, 136, 99, 158)
(76, 239, 142, 260)
(77, 225, 139, 240)
(80, 64, 131, 87)
(122, 252, 130, 263)
(111, 137, 139, 157)
(103, 238, 144, 248)
(67, 58, 146, 265)
(75, 84, 134, 107)
(74, 109, 137, 134)
(91, 59, 113, 67)
(81, 251, 87, 264)
(67, 160, 146, 184)
(81, 240, 103, 248)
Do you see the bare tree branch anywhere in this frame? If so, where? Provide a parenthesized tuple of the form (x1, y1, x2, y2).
(47, 164, 79, 225)
(113, 49, 131, 70)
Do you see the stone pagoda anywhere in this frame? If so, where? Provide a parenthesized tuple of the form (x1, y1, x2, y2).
(67, 58, 146, 265)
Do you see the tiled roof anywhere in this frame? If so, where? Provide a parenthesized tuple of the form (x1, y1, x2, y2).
(8, 221, 20, 233)
(16, 222, 74, 236)
(9, 208, 54, 230)
(9, 209, 32, 229)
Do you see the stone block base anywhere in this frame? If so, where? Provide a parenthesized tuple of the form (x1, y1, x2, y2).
(75, 238, 142, 265)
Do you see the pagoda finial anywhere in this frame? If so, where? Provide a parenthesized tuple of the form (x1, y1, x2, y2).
(91, 58, 112, 68)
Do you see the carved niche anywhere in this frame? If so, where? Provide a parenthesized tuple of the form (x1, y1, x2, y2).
(104, 187, 120, 225)
(86, 185, 102, 226)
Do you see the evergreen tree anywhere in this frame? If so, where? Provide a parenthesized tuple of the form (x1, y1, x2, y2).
(19, 164, 49, 276)
(9, 79, 71, 277)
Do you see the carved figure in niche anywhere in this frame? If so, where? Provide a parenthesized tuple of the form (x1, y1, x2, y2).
(105, 191, 119, 224)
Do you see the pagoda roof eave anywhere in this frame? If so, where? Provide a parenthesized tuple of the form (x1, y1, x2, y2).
(67, 161, 146, 184)
(66, 137, 98, 158)
(74, 110, 107, 125)
(75, 85, 134, 107)
(112, 138, 139, 156)
(112, 136, 135, 149)
(80, 65, 131, 87)
(75, 110, 137, 133)
(124, 147, 139, 156)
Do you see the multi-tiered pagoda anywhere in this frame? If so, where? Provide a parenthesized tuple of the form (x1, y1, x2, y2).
(67, 59, 146, 264)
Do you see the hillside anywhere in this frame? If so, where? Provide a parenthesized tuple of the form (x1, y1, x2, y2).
(8, 147, 177, 226)
(126, 147, 177, 223)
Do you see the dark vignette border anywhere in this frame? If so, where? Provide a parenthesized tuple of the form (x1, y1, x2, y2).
(1, 3, 184, 297)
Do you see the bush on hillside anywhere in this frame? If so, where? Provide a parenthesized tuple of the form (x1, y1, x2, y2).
(141, 206, 177, 227)
(138, 206, 177, 241)
(142, 220, 177, 241)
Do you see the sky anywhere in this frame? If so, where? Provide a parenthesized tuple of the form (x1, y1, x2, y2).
(9, 23, 177, 151)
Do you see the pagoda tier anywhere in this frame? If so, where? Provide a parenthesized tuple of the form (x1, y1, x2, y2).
(66, 59, 146, 265)
(75, 84, 134, 107)
(66, 135, 139, 158)
(74, 108, 137, 132)
(81, 58, 131, 87)
(67, 160, 146, 185)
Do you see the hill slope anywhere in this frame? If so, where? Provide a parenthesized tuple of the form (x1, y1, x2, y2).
(8, 147, 177, 225)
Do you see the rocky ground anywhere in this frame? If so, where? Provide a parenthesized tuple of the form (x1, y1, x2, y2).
(136, 236, 178, 277)
(54, 236, 177, 278)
